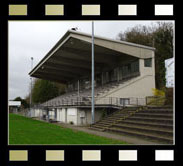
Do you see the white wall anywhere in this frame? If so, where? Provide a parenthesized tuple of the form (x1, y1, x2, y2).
(77, 109, 103, 125)
(55, 107, 103, 125)
(56, 108, 78, 125)
(57, 108, 66, 122)
(109, 75, 155, 98)
(49, 111, 55, 119)
(67, 108, 78, 125)
(34, 109, 43, 117)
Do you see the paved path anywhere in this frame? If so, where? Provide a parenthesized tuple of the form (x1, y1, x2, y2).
(54, 123, 161, 145)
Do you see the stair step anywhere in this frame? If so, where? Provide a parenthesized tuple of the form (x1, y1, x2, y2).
(100, 117, 122, 122)
(119, 120, 173, 129)
(112, 123, 173, 136)
(105, 116, 127, 120)
(140, 109, 173, 113)
(92, 123, 110, 128)
(127, 117, 173, 124)
(96, 121, 112, 125)
(134, 113, 173, 118)
(108, 127, 173, 144)
(89, 127, 104, 131)
(147, 106, 173, 110)
(124, 107, 140, 110)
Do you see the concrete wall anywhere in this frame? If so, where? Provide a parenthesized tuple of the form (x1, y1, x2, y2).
(57, 108, 66, 122)
(35, 109, 43, 117)
(49, 111, 55, 119)
(77, 108, 103, 125)
(55, 107, 103, 125)
(56, 107, 78, 125)
(30, 108, 43, 117)
(108, 75, 155, 98)
(139, 53, 155, 77)
(67, 108, 78, 125)
(96, 56, 156, 102)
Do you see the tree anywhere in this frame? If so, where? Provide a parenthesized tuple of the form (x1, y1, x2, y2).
(31, 79, 66, 104)
(14, 96, 29, 108)
(117, 22, 173, 89)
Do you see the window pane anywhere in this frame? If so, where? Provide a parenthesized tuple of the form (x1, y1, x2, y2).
(144, 58, 152, 67)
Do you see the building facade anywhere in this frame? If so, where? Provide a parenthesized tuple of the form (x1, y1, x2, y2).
(30, 30, 156, 125)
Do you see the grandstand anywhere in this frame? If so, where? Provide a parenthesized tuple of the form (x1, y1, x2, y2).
(29, 30, 156, 125)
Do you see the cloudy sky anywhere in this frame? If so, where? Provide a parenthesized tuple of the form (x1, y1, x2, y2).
(8, 20, 171, 100)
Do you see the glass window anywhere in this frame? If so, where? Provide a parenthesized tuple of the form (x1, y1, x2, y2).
(131, 60, 139, 72)
(144, 58, 152, 67)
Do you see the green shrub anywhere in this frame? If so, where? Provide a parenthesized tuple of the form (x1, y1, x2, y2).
(152, 88, 165, 97)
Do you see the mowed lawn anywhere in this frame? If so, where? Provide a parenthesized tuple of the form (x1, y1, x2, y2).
(9, 114, 127, 145)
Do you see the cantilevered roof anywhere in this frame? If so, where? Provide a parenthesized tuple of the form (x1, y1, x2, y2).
(29, 30, 155, 83)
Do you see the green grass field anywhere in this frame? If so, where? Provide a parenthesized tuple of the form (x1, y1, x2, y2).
(9, 114, 127, 145)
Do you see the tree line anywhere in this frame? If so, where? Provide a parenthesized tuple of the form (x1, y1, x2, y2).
(117, 22, 173, 89)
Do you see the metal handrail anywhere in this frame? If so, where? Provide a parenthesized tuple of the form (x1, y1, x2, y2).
(32, 96, 147, 110)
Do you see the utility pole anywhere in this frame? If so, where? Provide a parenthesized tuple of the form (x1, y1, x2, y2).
(91, 21, 95, 124)
(30, 57, 33, 109)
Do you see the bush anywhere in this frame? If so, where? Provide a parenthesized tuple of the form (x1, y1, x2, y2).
(152, 88, 165, 97)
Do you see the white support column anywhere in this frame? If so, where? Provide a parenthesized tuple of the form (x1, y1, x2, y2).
(91, 21, 95, 124)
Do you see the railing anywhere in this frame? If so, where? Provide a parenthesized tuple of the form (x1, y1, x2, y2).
(32, 96, 147, 109)
(146, 96, 166, 106)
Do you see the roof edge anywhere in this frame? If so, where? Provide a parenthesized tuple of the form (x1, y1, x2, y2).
(68, 30, 156, 51)
(29, 29, 155, 76)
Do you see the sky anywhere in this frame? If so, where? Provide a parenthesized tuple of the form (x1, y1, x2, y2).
(8, 20, 173, 100)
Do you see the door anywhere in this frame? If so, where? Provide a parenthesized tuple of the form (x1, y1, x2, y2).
(65, 108, 67, 123)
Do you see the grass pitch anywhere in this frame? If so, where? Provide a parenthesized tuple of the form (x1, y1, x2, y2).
(9, 113, 127, 145)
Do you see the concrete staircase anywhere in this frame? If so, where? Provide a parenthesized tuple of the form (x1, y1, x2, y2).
(90, 106, 173, 144)
(90, 107, 140, 131)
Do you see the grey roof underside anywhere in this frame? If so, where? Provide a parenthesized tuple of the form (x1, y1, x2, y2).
(29, 30, 155, 83)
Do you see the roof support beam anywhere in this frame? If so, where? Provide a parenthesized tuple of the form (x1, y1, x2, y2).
(36, 71, 73, 80)
(61, 47, 118, 64)
(48, 58, 92, 70)
(49, 56, 91, 69)
(33, 74, 68, 84)
(41, 64, 90, 76)
(36, 69, 79, 78)
(38, 66, 81, 77)
(52, 55, 107, 68)
(45, 62, 91, 74)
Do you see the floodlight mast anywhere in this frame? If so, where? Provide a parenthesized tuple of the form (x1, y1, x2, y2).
(30, 57, 33, 109)
(91, 21, 95, 124)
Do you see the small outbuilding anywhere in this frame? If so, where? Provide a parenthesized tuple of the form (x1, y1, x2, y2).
(9, 101, 21, 113)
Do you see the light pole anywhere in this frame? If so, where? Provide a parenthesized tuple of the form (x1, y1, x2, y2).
(30, 57, 33, 109)
(91, 21, 95, 124)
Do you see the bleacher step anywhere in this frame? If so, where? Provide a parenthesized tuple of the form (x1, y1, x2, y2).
(119, 120, 173, 129)
(127, 117, 173, 124)
(108, 127, 173, 144)
(112, 123, 173, 136)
